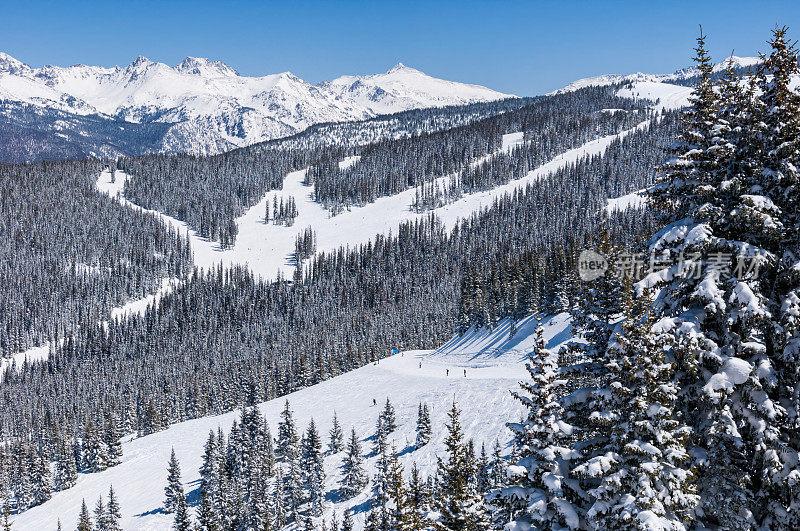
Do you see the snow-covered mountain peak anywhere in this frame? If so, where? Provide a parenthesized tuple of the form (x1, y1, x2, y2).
(0, 52, 512, 154)
(386, 62, 421, 74)
(128, 55, 154, 69)
(713, 55, 760, 72)
(0, 52, 30, 75)
(175, 56, 238, 77)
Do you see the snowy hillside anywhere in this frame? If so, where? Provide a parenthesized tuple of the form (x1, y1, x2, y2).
(95, 117, 660, 281)
(0, 53, 513, 154)
(9, 314, 573, 531)
(548, 55, 761, 95)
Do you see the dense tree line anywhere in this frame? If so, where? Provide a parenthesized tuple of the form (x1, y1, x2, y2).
(259, 96, 531, 151)
(308, 86, 648, 212)
(0, 159, 191, 358)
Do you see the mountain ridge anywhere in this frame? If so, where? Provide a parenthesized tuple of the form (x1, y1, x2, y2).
(0, 53, 514, 155)
(548, 55, 761, 94)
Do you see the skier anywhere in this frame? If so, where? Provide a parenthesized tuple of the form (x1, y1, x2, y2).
(446, 369, 449, 377)
(373, 398, 377, 406)
(464, 369, 467, 377)
(419, 362, 422, 369)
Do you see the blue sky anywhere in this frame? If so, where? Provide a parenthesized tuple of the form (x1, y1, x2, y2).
(1, 0, 797, 95)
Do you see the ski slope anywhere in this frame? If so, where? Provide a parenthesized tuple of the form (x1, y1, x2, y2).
(95, 120, 657, 283)
(616, 81, 692, 111)
(10, 314, 573, 531)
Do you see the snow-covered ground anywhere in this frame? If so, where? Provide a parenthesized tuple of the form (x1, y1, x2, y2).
(10, 314, 573, 531)
(605, 189, 649, 212)
(0, 343, 50, 383)
(109, 278, 182, 321)
(616, 81, 692, 111)
(548, 56, 760, 95)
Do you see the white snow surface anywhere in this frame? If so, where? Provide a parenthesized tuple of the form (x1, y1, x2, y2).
(615, 82, 693, 111)
(109, 278, 182, 321)
(0, 344, 50, 383)
(704, 357, 753, 398)
(10, 314, 574, 531)
(0, 54, 512, 154)
(605, 189, 649, 212)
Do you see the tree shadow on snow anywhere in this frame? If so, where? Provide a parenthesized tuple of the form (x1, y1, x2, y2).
(396, 444, 416, 457)
(134, 481, 201, 518)
(185, 481, 201, 507)
(348, 499, 373, 515)
(134, 506, 166, 517)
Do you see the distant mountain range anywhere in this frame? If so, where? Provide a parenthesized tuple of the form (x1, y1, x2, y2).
(0, 53, 513, 161)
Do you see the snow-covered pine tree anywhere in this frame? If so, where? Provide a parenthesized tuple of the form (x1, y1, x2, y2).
(574, 286, 698, 529)
(282, 447, 304, 523)
(105, 486, 122, 531)
(198, 431, 220, 531)
(276, 400, 299, 462)
(301, 419, 326, 516)
(407, 463, 430, 530)
(489, 440, 506, 490)
(272, 468, 286, 529)
(386, 444, 410, 529)
(748, 25, 800, 529)
(83, 417, 108, 472)
(373, 411, 388, 456)
(104, 413, 122, 468)
(341, 508, 354, 531)
(54, 442, 77, 491)
(491, 327, 579, 529)
(415, 403, 432, 447)
(571, 219, 623, 357)
(476, 443, 491, 494)
(643, 26, 800, 528)
(651, 27, 720, 218)
(163, 448, 184, 514)
(372, 440, 391, 509)
(341, 427, 368, 498)
(173, 492, 191, 531)
(363, 506, 381, 531)
(77, 499, 92, 531)
(31, 451, 52, 507)
(239, 405, 273, 530)
(93, 495, 105, 530)
(380, 398, 397, 434)
(435, 402, 491, 530)
(329, 412, 344, 454)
